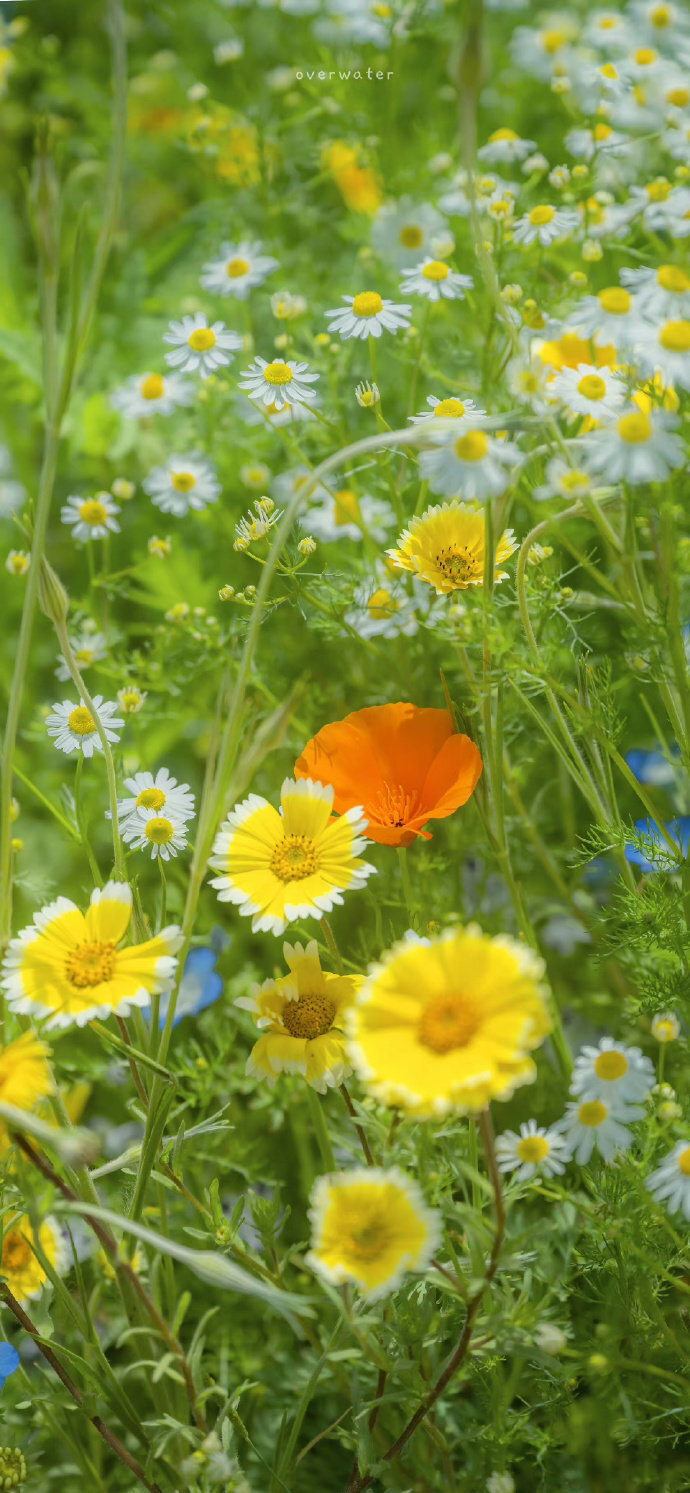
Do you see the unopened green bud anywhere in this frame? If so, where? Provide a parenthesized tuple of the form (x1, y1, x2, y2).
(37, 556, 69, 625)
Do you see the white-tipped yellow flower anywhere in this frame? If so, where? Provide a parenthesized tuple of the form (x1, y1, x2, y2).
(0, 1032, 52, 1158)
(388, 501, 517, 594)
(236, 940, 359, 1091)
(1, 1215, 68, 1303)
(306, 1168, 441, 1300)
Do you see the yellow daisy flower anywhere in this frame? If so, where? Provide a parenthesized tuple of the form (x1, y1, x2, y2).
(1, 882, 182, 1030)
(0, 1032, 52, 1159)
(1, 1214, 67, 1303)
(236, 940, 360, 1092)
(347, 927, 551, 1117)
(387, 501, 518, 594)
(306, 1167, 441, 1300)
(208, 777, 375, 936)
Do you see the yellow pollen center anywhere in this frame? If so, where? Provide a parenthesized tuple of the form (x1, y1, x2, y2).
(618, 412, 652, 443)
(68, 706, 96, 736)
(367, 587, 398, 618)
(600, 63, 618, 78)
(635, 46, 657, 63)
(667, 87, 689, 107)
(598, 287, 630, 314)
(594, 1050, 628, 1080)
(399, 225, 423, 248)
(270, 834, 319, 881)
(529, 205, 555, 225)
(594, 123, 612, 141)
(372, 782, 417, 827)
(227, 257, 249, 277)
(542, 29, 565, 53)
(3, 1231, 32, 1272)
(145, 816, 176, 845)
(561, 470, 590, 490)
(352, 291, 383, 318)
(651, 4, 670, 23)
(658, 265, 690, 292)
(65, 939, 116, 988)
(577, 374, 607, 400)
(419, 993, 479, 1054)
(647, 178, 671, 200)
(263, 360, 293, 385)
(75, 649, 94, 665)
(454, 430, 488, 461)
(334, 488, 361, 525)
(660, 319, 690, 351)
(79, 500, 108, 525)
(437, 544, 482, 586)
(678, 1147, 690, 1176)
(517, 1135, 550, 1163)
(282, 991, 337, 1039)
(141, 374, 165, 400)
(489, 127, 518, 142)
(343, 1216, 390, 1261)
(422, 260, 450, 281)
(172, 471, 196, 492)
(578, 1100, 608, 1127)
(188, 327, 216, 351)
(137, 787, 166, 811)
(434, 398, 466, 417)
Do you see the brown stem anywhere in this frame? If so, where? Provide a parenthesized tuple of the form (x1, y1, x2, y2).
(115, 1015, 150, 1109)
(0, 1285, 162, 1493)
(339, 1084, 375, 1167)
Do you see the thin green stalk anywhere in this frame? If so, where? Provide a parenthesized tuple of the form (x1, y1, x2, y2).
(52, 613, 124, 877)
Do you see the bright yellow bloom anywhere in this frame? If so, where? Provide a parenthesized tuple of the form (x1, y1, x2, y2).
(208, 778, 375, 936)
(347, 927, 551, 1117)
(388, 501, 517, 594)
(236, 941, 360, 1092)
(1, 882, 182, 1030)
(0, 1032, 52, 1160)
(323, 141, 382, 215)
(1, 1215, 67, 1303)
(307, 1168, 440, 1300)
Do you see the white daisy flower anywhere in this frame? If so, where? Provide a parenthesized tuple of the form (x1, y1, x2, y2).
(567, 285, 644, 346)
(344, 565, 421, 640)
(620, 263, 690, 321)
(478, 128, 537, 164)
(121, 807, 190, 861)
(533, 456, 594, 501)
(651, 1011, 681, 1043)
(626, 183, 690, 237)
(110, 372, 195, 419)
(646, 1140, 690, 1219)
(409, 393, 488, 427)
(548, 363, 627, 420)
(234, 498, 283, 550)
(570, 1038, 655, 1105)
(420, 428, 522, 501)
(61, 492, 120, 543)
(564, 123, 628, 160)
(324, 292, 412, 341)
(55, 629, 108, 682)
(46, 697, 124, 758)
(581, 10, 632, 50)
(163, 313, 243, 379)
(663, 122, 690, 164)
(495, 1120, 568, 1180)
(620, 43, 665, 84)
(199, 239, 279, 299)
(302, 484, 394, 544)
(112, 768, 195, 830)
(143, 453, 221, 517)
(509, 24, 578, 81)
(555, 1097, 644, 1164)
(512, 204, 579, 247)
(635, 318, 690, 389)
(399, 259, 473, 303)
(238, 356, 319, 410)
(117, 685, 148, 715)
(505, 354, 557, 412)
(6, 550, 30, 575)
(582, 407, 685, 484)
(371, 197, 447, 268)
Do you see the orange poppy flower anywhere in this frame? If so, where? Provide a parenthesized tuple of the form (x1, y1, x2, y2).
(294, 703, 483, 847)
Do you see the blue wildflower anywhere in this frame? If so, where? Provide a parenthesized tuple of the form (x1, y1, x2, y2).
(0, 1343, 19, 1388)
(625, 817, 690, 874)
(626, 749, 676, 789)
(157, 946, 223, 1029)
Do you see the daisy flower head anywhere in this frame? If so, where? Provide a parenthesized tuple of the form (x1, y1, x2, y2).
(46, 696, 124, 758)
(121, 806, 190, 861)
(399, 259, 473, 302)
(1, 881, 182, 1029)
(420, 429, 521, 501)
(478, 127, 537, 165)
(236, 939, 360, 1091)
(6, 550, 30, 576)
(306, 1168, 441, 1300)
(117, 684, 147, 715)
(510, 24, 578, 81)
(651, 1011, 681, 1043)
(344, 568, 422, 640)
(234, 497, 283, 550)
(506, 353, 557, 412)
(143, 453, 221, 516)
(1, 1215, 68, 1303)
(533, 456, 594, 502)
(208, 777, 375, 936)
(55, 628, 108, 682)
(564, 123, 628, 161)
(61, 492, 120, 543)
(302, 484, 394, 544)
(548, 363, 627, 421)
(512, 204, 579, 246)
(582, 407, 685, 484)
(199, 239, 279, 298)
(389, 500, 517, 594)
(570, 1038, 655, 1105)
(110, 372, 194, 419)
(371, 197, 447, 268)
(409, 393, 487, 427)
(620, 263, 690, 321)
(636, 318, 690, 389)
(113, 767, 195, 832)
(646, 1140, 690, 1219)
(163, 312, 243, 379)
(495, 1120, 568, 1180)
(325, 292, 412, 340)
(238, 355, 319, 410)
(556, 1097, 644, 1164)
(567, 285, 642, 346)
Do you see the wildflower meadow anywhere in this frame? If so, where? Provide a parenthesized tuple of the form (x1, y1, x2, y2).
(2, 0, 690, 1488)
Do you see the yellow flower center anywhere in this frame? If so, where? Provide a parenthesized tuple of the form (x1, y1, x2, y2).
(578, 1100, 607, 1127)
(2, 1230, 32, 1273)
(399, 225, 423, 248)
(121, 690, 143, 711)
(343, 1215, 390, 1261)
(434, 398, 466, 417)
(594, 1049, 628, 1080)
(542, 29, 566, 53)
(646, 178, 671, 201)
(145, 816, 176, 845)
(678, 1146, 690, 1176)
(79, 499, 108, 525)
(520, 372, 541, 393)
(454, 430, 488, 461)
(422, 260, 450, 281)
(635, 46, 657, 64)
(418, 993, 479, 1053)
(188, 327, 216, 351)
(172, 471, 197, 492)
(660, 319, 690, 351)
(141, 374, 165, 400)
(667, 87, 689, 107)
(618, 412, 652, 443)
(367, 587, 398, 618)
(137, 787, 166, 811)
(352, 291, 383, 318)
(529, 205, 555, 225)
(436, 545, 482, 586)
(334, 488, 361, 525)
(577, 374, 607, 400)
(600, 63, 618, 78)
(593, 123, 612, 141)
(270, 834, 319, 881)
(651, 4, 670, 24)
(489, 127, 518, 142)
(68, 706, 96, 736)
(227, 257, 249, 277)
(516, 1134, 550, 1163)
(658, 264, 690, 292)
(263, 360, 293, 385)
(598, 287, 630, 314)
(65, 939, 116, 988)
(282, 991, 337, 1039)
(653, 1019, 676, 1042)
(75, 648, 95, 665)
(372, 782, 417, 826)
